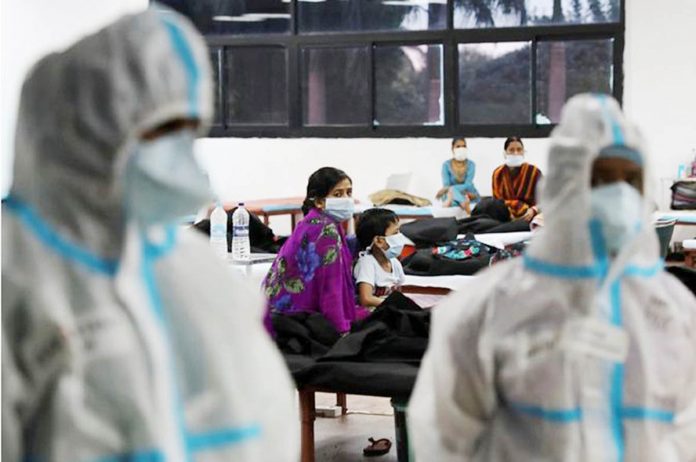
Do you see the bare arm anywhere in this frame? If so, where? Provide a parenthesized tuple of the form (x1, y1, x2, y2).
(357, 282, 385, 308)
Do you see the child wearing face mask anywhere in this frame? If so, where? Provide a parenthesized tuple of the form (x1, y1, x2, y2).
(354, 209, 408, 309)
(437, 137, 480, 213)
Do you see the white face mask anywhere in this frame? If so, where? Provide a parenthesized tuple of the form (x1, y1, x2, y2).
(324, 197, 354, 222)
(505, 154, 525, 168)
(453, 147, 469, 161)
(124, 130, 211, 227)
(590, 182, 644, 255)
(384, 232, 408, 259)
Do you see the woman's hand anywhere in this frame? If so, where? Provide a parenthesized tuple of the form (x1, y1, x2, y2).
(436, 187, 449, 199)
(459, 195, 472, 215)
(522, 206, 538, 222)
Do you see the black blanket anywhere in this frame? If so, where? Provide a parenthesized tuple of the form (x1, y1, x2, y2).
(666, 266, 696, 297)
(272, 292, 429, 363)
(271, 292, 429, 397)
(400, 248, 490, 276)
(400, 217, 459, 247)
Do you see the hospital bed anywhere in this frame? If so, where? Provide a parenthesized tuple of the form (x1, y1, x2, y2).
(227, 230, 531, 462)
(229, 231, 532, 298)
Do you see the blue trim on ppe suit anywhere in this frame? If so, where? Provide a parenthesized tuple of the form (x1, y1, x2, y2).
(4, 195, 119, 276)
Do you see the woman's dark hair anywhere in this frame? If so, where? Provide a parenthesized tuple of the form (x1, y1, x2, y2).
(451, 136, 467, 148)
(504, 136, 524, 150)
(356, 208, 399, 250)
(301, 167, 352, 215)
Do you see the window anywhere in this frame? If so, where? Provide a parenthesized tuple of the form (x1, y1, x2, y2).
(156, 0, 624, 137)
(536, 39, 614, 124)
(458, 42, 531, 125)
(298, 0, 447, 33)
(375, 44, 444, 126)
(224, 47, 288, 126)
(165, 0, 291, 35)
(302, 46, 370, 126)
(454, 0, 621, 28)
(210, 48, 222, 126)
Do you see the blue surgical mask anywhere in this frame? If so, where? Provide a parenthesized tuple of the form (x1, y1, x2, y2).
(124, 130, 211, 227)
(590, 181, 643, 255)
(384, 233, 407, 259)
(324, 197, 354, 222)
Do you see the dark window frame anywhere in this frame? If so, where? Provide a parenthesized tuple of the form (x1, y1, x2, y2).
(189, 0, 625, 138)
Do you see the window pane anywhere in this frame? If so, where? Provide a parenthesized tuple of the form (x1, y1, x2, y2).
(224, 48, 288, 125)
(210, 48, 222, 126)
(536, 39, 613, 124)
(458, 42, 531, 125)
(454, 0, 620, 28)
(302, 47, 370, 127)
(156, 0, 290, 35)
(375, 44, 444, 126)
(299, 0, 446, 33)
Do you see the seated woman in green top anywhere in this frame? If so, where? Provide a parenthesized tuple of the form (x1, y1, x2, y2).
(436, 137, 480, 214)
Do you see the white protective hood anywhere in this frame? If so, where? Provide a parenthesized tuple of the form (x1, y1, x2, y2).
(3, 8, 299, 462)
(9, 5, 213, 259)
(408, 94, 696, 462)
(525, 94, 660, 277)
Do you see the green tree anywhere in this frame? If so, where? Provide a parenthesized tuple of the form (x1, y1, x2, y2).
(456, 0, 528, 27)
(588, 0, 607, 22)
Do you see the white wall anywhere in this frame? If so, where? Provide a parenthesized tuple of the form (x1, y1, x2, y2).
(2, 0, 695, 235)
(196, 137, 550, 234)
(0, 0, 148, 195)
(622, 0, 696, 188)
(196, 137, 553, 200)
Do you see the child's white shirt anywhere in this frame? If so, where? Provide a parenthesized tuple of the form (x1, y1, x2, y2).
(354, 253, 406, 297)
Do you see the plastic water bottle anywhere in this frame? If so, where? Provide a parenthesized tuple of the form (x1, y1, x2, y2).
(210, 201, 228, 260)
(232, 203, 251, 262)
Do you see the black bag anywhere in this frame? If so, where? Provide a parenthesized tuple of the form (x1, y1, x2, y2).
(192, 207, 287, 253)
(400, 217, 458, 247)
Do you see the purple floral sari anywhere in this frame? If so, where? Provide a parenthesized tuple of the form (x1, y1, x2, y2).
(263, 208, 367, 334)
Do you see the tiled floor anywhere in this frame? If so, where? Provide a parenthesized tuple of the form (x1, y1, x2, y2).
(314, 393, 400, 462)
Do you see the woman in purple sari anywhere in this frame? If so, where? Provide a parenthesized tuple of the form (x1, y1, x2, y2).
(263, 167, 368, 334)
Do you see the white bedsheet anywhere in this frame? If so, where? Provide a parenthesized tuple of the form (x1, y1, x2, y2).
(472, 231, 533, 249)
(229, 260, 473, 292)
(403, 274, 474, 291)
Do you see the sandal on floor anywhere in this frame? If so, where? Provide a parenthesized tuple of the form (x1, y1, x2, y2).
(363, 437, 392, 457)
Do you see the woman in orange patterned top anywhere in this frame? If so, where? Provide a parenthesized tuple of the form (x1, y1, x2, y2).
(492, 137, 543, 221)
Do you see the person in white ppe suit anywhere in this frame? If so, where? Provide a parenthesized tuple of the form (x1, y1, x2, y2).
(408, 94, 696, 462)
(2, 8, 299, 462)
